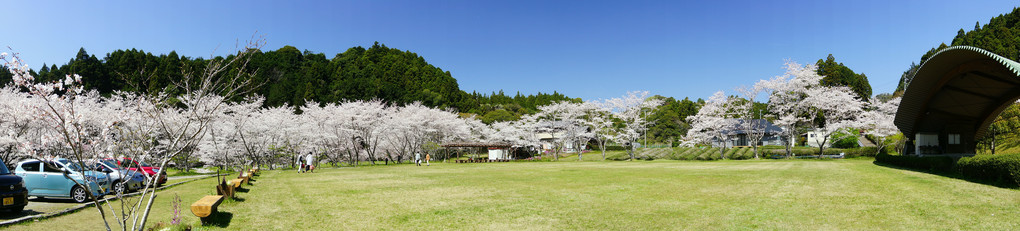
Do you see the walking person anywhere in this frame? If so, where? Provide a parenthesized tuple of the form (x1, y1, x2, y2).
(425, 153, 431, 166)
(415, 152, 422, 166)
(306, 152, 316, 173)
(297, 155, 305, 173)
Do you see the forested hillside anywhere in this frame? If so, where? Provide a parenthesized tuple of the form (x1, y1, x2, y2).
(0, 42, 577, 120)
(816, 54, 872, 100)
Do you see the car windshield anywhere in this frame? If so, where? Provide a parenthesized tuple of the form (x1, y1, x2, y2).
(57, 159, 85, 172)
(135, 160, 151, 167)
(101, 160, 123, 170)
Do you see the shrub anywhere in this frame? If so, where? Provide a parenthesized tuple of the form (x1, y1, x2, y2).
(956, 153, 1020, 186)
(874, 153, 955, 172)
(602, 145, 629, 151)
(723, 148, 740, 159)
(830, 133, 860, 149)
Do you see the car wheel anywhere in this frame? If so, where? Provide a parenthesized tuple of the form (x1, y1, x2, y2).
(112, 181, 125, 195)
(71, 185, 88, 203)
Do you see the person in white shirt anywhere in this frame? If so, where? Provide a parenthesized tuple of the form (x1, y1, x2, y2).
(306, 153, 316, 173)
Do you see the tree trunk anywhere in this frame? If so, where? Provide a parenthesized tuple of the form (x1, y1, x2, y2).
(628, 145, 635, 161)
(817, 137, 828, 158)
(577, 139, 583, 161)
(600, 140, 607, 161)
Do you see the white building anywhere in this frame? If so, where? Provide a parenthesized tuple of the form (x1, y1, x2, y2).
(803, 131, 831, 148)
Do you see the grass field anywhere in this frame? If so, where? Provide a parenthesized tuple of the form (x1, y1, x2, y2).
(8, 159, 1020, 230)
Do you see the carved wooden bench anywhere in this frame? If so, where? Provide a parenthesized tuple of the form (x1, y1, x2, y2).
(230, 178, 243, 189)
(191, 195, 224, 223)
(216, 180, 234, 198)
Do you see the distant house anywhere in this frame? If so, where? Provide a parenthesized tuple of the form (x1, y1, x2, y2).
(537, 132, 587, 152)
(803, 131, 830, 148)
(711, 119, 788, 147)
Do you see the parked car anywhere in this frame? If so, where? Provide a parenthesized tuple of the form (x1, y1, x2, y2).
(92, 159, 146, 194)
(115, 158, 166, 186)
(15, 159, 108, 203)
(0, 158, 28, 212)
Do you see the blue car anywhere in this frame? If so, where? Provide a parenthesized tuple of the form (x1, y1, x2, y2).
(15, 159, 108, 203)
(0, 158, 28, 212)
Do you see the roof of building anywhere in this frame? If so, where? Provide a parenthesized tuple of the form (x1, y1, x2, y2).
(721, 119, 783, 135)
(895, 46, 1020, 139)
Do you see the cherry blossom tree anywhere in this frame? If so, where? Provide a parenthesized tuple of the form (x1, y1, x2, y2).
(600, 91, 663, 161)
(686, 91, 739, 158)
(3, 50, 126, 230)
(301, 102, 355, 166)
(758, 61, 822, 157)
(802, 85, 866, 157)
(527, 101, 592, 161)
(858, 97, 901, 155)
(0, 86, 37, 164)
(735, 85, 768, 159)
(583, 102, 615, 160)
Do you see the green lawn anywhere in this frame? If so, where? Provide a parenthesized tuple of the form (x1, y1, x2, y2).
(8, 159, 1020, 230)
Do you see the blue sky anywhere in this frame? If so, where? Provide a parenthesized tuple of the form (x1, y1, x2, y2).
(4, 0, 1018, 101)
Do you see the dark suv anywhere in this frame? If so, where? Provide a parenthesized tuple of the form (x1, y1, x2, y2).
(0, 159, 28, 212)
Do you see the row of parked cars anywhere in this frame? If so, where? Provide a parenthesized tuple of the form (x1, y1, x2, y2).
(0, 157, 168, 213)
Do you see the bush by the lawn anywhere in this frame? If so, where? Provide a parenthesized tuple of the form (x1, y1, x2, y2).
(956, 153, 1020, 186)
(874, 153, 955, 172)
(600, 145, 629, 151)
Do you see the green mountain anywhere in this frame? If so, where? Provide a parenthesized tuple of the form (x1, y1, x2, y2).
(0, 42, 576, 119)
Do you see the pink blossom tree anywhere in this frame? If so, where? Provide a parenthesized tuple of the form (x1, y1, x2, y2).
(686, 91, 739, 158)
(600, 91, 663, 161)
(758, 61, 823, 157)
(858, 97, 901, 155)
(802, 85, 865, 156)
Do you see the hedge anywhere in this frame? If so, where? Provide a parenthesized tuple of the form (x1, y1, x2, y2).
(956, 153, 1020, 186)
(601, 145, 629, 151)
(874, 153, 955, 172)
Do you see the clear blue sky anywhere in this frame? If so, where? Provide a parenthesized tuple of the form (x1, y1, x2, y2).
(4, 0, 1018, 101)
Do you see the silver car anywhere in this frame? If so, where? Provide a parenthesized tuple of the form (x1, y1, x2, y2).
(91, 159, 145, 195)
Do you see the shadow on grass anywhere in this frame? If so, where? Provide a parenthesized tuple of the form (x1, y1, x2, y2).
(228, 196, 245, 202)
(872, 161, 1019, 189)
(28, 197, 78, 203)
(235, 188, 250, 193)
(201, 211, 233, 228)
(0, 209, 43, 219)
(247, 179, 256, 183)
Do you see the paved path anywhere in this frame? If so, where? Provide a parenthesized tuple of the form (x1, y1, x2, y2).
(0, 173, 223, 224)
(168, 174, 218, 181)
(857, 135, 876, 147)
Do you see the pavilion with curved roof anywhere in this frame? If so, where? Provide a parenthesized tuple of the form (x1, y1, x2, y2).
(895, 46, 1020, 155)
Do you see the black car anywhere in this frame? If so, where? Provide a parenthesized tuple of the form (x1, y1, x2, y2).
(0, 160, 28, 213)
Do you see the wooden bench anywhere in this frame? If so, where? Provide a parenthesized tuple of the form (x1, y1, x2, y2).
(230, 179, 243, 189)
(191, 195, 224, 222)
(216, 180, 234, 198)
